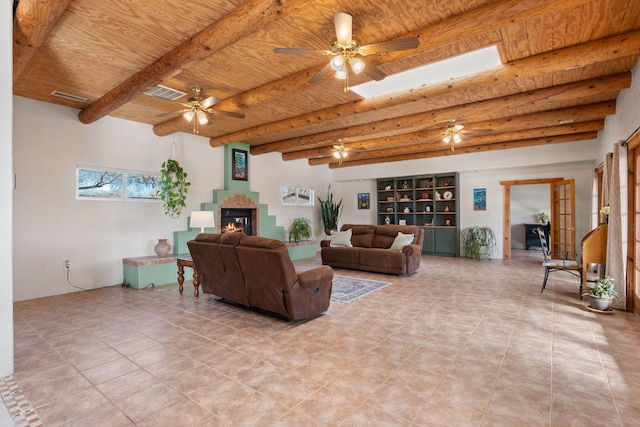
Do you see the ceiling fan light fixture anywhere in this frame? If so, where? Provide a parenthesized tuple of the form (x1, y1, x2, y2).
(334, 12, 352, 44)
(330, 55, 345, 71)
(443, 135, 452, 144)
(453, 133, 462, 144)
(335, 68, 347, 80)
(197, 110, 208, 125)
(350, 58, 365, 74)
(183, 111, 195, 121)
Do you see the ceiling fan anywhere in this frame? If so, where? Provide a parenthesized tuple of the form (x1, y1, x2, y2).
(156, 87, 245, 134)
(274, 12, 420, 92)
(438, 120, 493, 151)
(332, 140, 364, 164)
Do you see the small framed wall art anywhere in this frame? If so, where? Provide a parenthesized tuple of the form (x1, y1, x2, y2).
(357, 193, 370, 209)
(232, 149, 248, 181)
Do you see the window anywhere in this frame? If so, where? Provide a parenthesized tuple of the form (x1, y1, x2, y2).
(77, 167, 160, 201)
(281, 186, 314, 206)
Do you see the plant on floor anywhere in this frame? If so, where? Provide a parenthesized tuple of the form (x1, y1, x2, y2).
(460, 226, 497, 259)
(318, 185, 342, 233)
(289, 217, 312, 243)
(582, 276, 617, 311)
(158, 159, 191, 218)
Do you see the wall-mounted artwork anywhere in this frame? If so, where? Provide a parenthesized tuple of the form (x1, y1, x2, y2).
(474, 188, 486, 211)
(232, 149, 247, 181)
(357, 193, 370, 209)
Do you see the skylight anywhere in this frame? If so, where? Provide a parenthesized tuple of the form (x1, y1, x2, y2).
(350, 45, 503, 99)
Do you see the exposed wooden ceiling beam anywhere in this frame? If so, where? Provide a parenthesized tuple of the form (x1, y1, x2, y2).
(282, 102, 616, 161)
(251, 72, 630, 155)
(325, 133, 598, 168)
(13, 0, 72, 83)
(205, 25, 638, 147)
(77, 0, 307, 124)
(308, 120, 604, 165)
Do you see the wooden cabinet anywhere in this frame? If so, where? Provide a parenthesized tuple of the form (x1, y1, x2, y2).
(377, 173, 459, 256)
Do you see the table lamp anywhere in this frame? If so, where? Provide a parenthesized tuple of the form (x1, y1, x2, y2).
(190, 211, 215, 233)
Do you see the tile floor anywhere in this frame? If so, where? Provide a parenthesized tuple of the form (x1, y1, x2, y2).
(6, 250, 640, 426)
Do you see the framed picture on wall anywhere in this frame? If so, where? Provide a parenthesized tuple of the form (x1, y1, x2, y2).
(357, 193, 370, 209)
(232, 149, 247, 181)
(474, 188, 486, 211)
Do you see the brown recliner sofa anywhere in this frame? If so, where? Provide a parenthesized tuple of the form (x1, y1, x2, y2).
(187, 233, 333, 320)
(320, 224, 424, 275)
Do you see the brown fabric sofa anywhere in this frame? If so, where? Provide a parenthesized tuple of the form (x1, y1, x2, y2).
(320, 224, 424, 275)
(187, 233, 333, 320)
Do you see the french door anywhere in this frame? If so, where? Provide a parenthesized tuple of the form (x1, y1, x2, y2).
(550, 179, 576, 259)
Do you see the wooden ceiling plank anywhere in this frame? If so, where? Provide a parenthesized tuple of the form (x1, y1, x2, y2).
(206, 29, 640, 146)
(251, 72, 630, 154)
(13, 0, 72, 83)
(77, 0, 308, 124)
(323, 132, 598, 168)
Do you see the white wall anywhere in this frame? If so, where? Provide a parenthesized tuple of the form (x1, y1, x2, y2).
(598, 62, 640, 155)
(12, 97, 333, 301)
(1, 0, 14, 376)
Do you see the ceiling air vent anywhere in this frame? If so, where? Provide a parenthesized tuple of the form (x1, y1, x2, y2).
(50, 91, 88, 103)
(144, 85, 187, 101)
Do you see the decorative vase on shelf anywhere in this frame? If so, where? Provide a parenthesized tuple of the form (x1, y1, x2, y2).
(154, 239, 171, 257)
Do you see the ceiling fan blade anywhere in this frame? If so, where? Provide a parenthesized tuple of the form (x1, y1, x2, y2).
(273, 47, 329, 55)
(359, 37, 420, 55)
(156, 109, 187, 118)
(201, 95, 220, 108)
(359, 59, 387, 81)
(209, 108, 245, 119)
(309, 62, 333, 83)
(333, 12, 352, 44)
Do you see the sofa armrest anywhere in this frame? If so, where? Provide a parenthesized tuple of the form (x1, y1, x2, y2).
(320, 240, 331, 248)
(297, 265, 333, 289)
(401, 243, 422, 257)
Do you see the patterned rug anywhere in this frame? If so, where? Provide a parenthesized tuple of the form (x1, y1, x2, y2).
(331, 275, 391, 303)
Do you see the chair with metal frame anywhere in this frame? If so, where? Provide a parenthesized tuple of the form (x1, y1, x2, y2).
(533, 227, 582, 294)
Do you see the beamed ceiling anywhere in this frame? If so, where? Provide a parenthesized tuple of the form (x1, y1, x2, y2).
(12, 0, 640, 168)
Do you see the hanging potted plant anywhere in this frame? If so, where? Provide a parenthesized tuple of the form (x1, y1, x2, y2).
(158, 159, 191, 218)
(582, 276, 617, 312)
(317, 185, 342, 235)
(288, 217, 312, 243)
(460, 226, 497, 260)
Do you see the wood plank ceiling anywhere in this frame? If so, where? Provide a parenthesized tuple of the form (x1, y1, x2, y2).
(12, 0, 640, 168)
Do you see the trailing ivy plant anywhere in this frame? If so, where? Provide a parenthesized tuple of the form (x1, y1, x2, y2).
(158, 159, 191, 218)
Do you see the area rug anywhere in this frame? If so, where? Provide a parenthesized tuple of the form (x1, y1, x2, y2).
(331, 275, 391, 303)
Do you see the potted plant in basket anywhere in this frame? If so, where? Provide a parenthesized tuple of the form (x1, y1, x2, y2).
(582, 276, 617, 311)
(318, 185, 342, 235)
(289, 217, 312, 243)
(460, 226, 497, 260)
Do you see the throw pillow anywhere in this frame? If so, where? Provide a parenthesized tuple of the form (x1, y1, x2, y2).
(390, 232, 414, 251)
(330, 229, 353, 247)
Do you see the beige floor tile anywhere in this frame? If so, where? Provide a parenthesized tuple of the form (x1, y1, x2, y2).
(81, 357, 139, 385)
(414, 399, 484, 426)
(136, 398, 215, 427)
(96, 369, 160, 401)
(113, 383, 183, 422)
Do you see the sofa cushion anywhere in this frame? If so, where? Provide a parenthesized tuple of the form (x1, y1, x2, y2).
(359, 248, 405, 272)
(330, 229, 353, 247)
(390, 232, 415, 251)
(372, 225, 420, 249)
(341, 224, 376, 248)
(241, 235, 285, 249)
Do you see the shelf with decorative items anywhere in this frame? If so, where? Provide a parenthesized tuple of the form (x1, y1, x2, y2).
(377, 172, 458, 256)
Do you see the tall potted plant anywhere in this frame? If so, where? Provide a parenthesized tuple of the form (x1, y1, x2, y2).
(158, 159, 191, 218)
(318, 185, 342, 234)
(461, 226, 497, 259)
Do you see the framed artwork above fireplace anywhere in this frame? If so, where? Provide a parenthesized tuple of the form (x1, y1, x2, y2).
(232, 149, 248, 181)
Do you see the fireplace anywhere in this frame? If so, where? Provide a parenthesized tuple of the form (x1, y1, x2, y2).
(220, 208, 256, 236)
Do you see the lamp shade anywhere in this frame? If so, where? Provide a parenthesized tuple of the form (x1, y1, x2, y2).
(191, 211, 215, 233)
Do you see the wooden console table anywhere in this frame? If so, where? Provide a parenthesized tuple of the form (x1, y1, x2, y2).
(177, 256, 199, 297)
